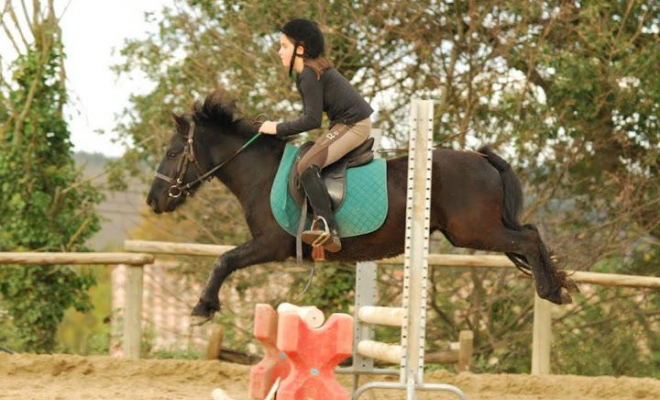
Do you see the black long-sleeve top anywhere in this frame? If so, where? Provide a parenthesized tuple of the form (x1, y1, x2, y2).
(276, 66, 374, 138)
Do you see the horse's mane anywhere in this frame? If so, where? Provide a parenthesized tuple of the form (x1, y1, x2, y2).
(191, 89, 252, 138)
(192, 89, 238, 123)
(191, 88, 286, 150)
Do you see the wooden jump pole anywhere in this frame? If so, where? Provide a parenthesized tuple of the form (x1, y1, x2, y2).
(357, 341, 402, 365)
(358, 306, 405, 327)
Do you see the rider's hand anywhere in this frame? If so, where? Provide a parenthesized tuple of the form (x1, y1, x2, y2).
(259, 121, 278, 135)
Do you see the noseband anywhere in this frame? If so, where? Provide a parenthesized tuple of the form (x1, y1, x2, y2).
(154, 115, 265, 198)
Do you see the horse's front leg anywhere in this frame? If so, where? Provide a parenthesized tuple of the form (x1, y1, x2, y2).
(190, 237, 289, 325)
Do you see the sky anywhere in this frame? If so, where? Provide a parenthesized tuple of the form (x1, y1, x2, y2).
(61, 0, 176, 157)
(2, 1, 400, 158)
(2, 0, 173, 157)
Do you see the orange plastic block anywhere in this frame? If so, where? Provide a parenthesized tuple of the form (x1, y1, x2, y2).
(248, 304, 291, 399)
(276, 312, 354, 400)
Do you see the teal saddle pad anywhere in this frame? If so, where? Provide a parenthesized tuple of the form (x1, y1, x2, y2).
(270, 143, 388, 238)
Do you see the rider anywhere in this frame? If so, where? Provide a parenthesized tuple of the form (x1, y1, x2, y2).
(258, 18, 373, 253)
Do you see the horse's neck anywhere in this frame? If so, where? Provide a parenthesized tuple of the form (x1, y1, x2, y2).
(213, 130, 285, 207)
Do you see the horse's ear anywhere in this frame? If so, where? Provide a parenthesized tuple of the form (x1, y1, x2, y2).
(171, 113, 188, 132)
(225, 100, 238, 117)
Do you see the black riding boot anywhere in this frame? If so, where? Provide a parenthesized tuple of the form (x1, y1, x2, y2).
(299, 166, 341, 252)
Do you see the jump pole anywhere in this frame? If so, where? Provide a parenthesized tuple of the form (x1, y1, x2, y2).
(340, 100, 469, 400)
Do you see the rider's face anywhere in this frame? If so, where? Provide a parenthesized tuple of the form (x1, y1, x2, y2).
(278, 34, 304, 68)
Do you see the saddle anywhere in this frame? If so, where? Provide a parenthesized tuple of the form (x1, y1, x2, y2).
(288, 137, 375, 212)
(270, 142, 388, 240)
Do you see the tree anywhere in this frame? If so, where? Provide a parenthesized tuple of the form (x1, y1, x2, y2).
(0, 0, 103, 352)
(115, 0, 659, 374)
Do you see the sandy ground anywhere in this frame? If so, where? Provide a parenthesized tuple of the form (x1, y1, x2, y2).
(1, 353, 660, 400)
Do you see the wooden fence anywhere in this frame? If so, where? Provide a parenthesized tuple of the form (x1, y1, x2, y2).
(0, 252, 154, 359)
(3, 242, 660, 373)
(123, 240, 660, 374)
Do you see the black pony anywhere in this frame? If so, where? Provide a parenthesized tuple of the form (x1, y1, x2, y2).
(146, 90, 577, 324)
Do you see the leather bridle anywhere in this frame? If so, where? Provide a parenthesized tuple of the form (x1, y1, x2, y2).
(154, 115, 265, 198)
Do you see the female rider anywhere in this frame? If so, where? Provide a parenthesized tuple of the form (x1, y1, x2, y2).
(258, 18, 373, 253)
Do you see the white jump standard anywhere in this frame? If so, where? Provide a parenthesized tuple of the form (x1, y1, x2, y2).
(340, 100, 469, 400)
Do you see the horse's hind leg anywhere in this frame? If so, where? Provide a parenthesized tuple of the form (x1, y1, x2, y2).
(442, 223, 573, 305)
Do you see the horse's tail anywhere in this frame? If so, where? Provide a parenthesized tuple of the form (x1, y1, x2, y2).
(478, 145, 533, 275)
(478, 145, 524, 231)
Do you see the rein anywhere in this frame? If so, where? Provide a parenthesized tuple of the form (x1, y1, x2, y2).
(155, 117, 263, 198)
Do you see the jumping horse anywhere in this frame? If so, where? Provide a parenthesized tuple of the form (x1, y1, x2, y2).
(146, 90, 577, 324)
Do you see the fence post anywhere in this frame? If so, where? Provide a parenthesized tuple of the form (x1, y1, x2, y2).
(124, 264, 144, 359)
(531, 293, 552, 374)
(457, 330, 474, 372)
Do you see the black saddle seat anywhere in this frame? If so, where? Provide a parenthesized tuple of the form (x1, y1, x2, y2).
(288, 137, 375, 211)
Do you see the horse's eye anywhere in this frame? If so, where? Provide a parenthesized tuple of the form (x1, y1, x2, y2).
(166, 151, 177, 159)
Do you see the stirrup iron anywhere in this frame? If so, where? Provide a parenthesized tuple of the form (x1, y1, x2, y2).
(310, 216, 331, 247)
(303, 216, 331, 247)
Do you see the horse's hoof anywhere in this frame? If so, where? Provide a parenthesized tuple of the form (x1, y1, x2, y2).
(190, 314, 214, 327)
(559, 287, 573, 304)
(191, 299, 220, 326)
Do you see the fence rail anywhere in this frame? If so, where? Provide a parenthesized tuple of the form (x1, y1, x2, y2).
(0, 252, 154, 266)
(125, 240, 660, 288)
(3, 242, 659, 373)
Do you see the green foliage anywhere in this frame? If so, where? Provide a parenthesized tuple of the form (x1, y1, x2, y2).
(294, 264, 355, 314)
(112, 0, 660, 375)
(147, 347, 203, 360)
(0, 27, 103, 352)
(140, 319, 202, 360)
(56, 266, 113, 355)
(0, 266, 95, 352)
(554, 286, 659, 377)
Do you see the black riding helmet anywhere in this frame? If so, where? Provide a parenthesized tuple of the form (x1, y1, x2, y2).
(280, 18, 325, 77)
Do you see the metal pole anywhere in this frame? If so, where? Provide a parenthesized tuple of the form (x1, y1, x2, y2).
(351, 127, 383, 392)
(351, 101, 468, 400)
(400, 99, 434, 397)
